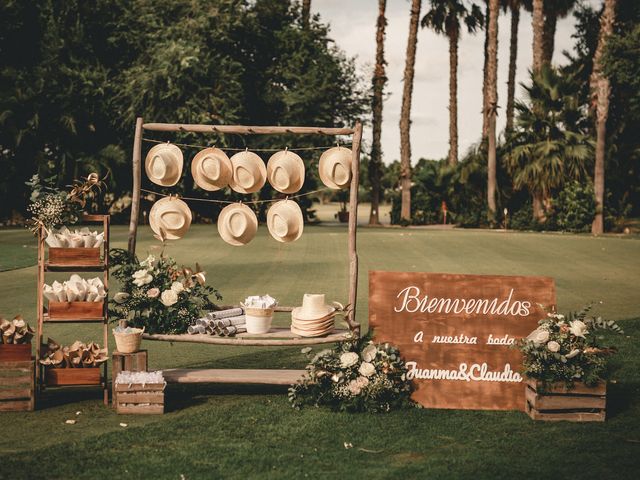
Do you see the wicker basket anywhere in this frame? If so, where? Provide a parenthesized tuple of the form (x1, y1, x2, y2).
(113, 328, 144, 353)
(244, 307, 274, 334)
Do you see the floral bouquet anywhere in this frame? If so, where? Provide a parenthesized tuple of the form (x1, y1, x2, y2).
(519, 305, 623, 389)
(288, 334, 413, 413)
(109, 248, 221, 334)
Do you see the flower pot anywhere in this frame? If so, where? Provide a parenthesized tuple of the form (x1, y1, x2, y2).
(48, 247, 101, 267)
(337, 210, 349, 223)
(0, 343, 32, 362)
(244, 307, 274, 334)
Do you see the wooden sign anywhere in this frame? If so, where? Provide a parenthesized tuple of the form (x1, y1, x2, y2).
(369, 271, 556, 411)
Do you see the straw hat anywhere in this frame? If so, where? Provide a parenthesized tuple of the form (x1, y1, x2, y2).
(266, 200, 303, 243)
(291, 294, 335, 321)
(149, 197, 192, 240)
(145, 143, 183, 186)
(191, 147, 233, 191)
(318, 146, 352, 190)
(267, 150, 305, 194)
(217, 203, 258, 246)
(228, 151, 267, 194)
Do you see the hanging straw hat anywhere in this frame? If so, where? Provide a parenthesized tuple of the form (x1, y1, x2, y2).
(145, 143, 184, 186)
(228, 151, 267, 194)
(191, 147, 233, 191)
(266, 200, 304, 243)
(149, 197, 192, 240)
(291, 294, 335, 321)
(318, 146, 352, 190)
(267, 150, 305, 194)
(217, 203, 258, 246)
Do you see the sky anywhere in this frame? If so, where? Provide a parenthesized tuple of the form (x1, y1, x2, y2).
(312, 0, 601, 164)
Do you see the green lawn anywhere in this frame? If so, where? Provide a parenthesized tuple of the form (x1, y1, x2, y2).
(1, 225, 639, 479)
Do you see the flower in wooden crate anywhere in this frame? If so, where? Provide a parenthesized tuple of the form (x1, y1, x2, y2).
(519, 305, 624, 389)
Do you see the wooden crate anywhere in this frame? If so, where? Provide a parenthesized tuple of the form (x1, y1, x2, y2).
(47, 301, 104, 320)
(46, 367, 102, 386)
(112, 350, 148, 406)
(115, 383, 164, 414)
(0, 360, 35, 411)
(48, 247, 102, 267)
(525, 378, 606, 422)
(0, 344, 32, 362)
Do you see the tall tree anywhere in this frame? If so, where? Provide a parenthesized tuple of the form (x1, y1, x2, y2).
(503, 0, 524, 132)
(369, 0, 387, 225)
(422, 0, 484, 166)
(541, 0, 578, 65)
(301, 0, 311, 27)
(486, 0, 499, 221)
(399, 0, 422, 222)
(532, 0, 544, 73)
(590, 0, 617, 234)
(481, 0, 490, 139)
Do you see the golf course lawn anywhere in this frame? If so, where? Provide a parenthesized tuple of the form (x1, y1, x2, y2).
(1, 225, 639, 479)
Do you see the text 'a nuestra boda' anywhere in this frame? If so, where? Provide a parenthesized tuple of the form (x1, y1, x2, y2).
(405, 362, 523, 383)
(394, 287, 532, 317)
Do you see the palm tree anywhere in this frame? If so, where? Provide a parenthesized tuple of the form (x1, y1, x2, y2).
(486, 0, 499, 221)
(422, 1, 484, 166)
(590, 0, 617, 234)
(369, 0, 387, 225)
(532, 0, 544, 73)
(505, 67, 594, 222)
(399, 0, 422, 222)
(541, 0, 578, 65)
(481, 0, 489, 140)
(302, 0, 311, 27)
(503, 0, 530, 132)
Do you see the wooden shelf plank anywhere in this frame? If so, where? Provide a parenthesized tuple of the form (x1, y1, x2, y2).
(44, 314, 106, 323)
(163, 368, 305, 385)
(45, 263, 107, 272)
(143, 329, 352, 346)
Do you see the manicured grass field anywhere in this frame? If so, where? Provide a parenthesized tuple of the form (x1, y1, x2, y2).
(1, 225, 639, 479)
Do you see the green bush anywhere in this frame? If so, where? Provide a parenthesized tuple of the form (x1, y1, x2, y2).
(554, 181, 596, 232)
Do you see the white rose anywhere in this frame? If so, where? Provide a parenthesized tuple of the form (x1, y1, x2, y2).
(132, 269, 153, 287)
(526, 327, 550, 345)
(339, 352, 359, 368)
(171, 281, 185, 294)
(160, 289, 178, 307)
(140, 255, 156, 268)
(547, 340, 560, 353)
(566, 349, 580, 359)
(113, 292, 130, 304)
(358, 362, 376, 377)
(361, 344, 378, 362)
(569, 320, 588, 338)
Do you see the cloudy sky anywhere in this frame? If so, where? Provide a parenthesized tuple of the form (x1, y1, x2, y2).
(312, 0, 600, 163)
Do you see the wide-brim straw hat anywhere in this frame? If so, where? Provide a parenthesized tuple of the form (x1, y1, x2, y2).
(228, 151, 267, 194)
(145, 143, 183, 186)
(291, 293, 335, 321)
(318, 146, 352, 190)
(217, 203, 258, 246)
(149, 197, 192, 240)
(267, 150, 305, 194)
(266, 200, 303, 243)
(191, 147, 233, 191)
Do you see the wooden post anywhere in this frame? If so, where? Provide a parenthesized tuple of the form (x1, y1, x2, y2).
(128, 117, 143, 256)
(348, 122, 363, 333)
(36, 225, 45, 389)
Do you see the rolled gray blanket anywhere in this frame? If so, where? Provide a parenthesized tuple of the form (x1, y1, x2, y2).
(206, 308, 243, 320)
(214, 316, 246, 327)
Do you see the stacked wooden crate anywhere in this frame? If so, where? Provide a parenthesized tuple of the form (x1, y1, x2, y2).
(0, 360, 35, 412)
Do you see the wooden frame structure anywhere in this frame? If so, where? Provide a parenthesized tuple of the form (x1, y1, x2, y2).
(36, 214, 110, 405)
(126, 119, 362, 382)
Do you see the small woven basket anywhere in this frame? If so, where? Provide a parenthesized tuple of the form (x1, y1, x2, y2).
(113, 327, 145, 353)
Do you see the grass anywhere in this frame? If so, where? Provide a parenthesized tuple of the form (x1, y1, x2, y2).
(1, 225, 639, 479)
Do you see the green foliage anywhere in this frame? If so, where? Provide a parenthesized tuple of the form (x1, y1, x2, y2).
(108, 248, 221, 334)
(288, 333, 414, 413)
(554, 181, 596, 232)
(25, 174, 82, 233)
(504, 66, 594, 204)
(519, 305, 623, 389)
